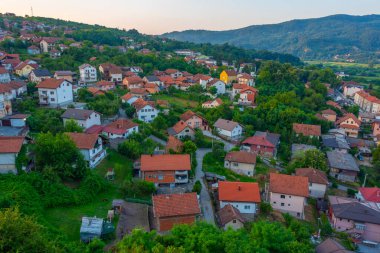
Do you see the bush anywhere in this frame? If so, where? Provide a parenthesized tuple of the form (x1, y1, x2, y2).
(192, 180, 202, 194)
(122, 180, 156, 198)
(260, 202, 273, 215)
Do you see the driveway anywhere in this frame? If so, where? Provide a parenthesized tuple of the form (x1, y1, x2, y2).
(202, 131, 235, 151)
(195, 148, 215, 224)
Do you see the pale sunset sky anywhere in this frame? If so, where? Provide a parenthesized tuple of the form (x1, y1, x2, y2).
(1, 0, 380, 34)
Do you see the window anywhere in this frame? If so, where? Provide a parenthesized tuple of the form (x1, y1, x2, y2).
(273, 202, 276, 204)
(280, 195, 285, 199)
(244, 205, 250, 210)
(355, 224, 366, 230)
(158, 175, 163, 180)
(232, 220, 236, 224)
(281, 203, 284, 206)
(297, 213, 300, 217)
(50, 91, 54, 95)
(288, 204, 291, 206)
(233, 162, 239, 167)
(50, 98, 55, 102)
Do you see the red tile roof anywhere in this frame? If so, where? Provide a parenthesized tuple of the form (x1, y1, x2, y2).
(141, 154, 191, 171)
(217, 204, 245, 226)
(87, 87, 105, 96)
(336, 113, 361, 126)
(0, 136, 24, 153)
(321, 109, 337, 115)
(293, 123, 321, 137)
(103, 119, 138, 135)
(180, 110, 198, 121)
(295, 168, 328, 185)
(224, 70, 237, 76)
(153, 192, 200, 218)
(233, 83, 248, 90)
(85, 125, 104, 134)
(171, 120, 192, 134)
(242, 136, 275, 148)
(219, 181, 261, 203)
(35, 78, 65, 89)
(66, 133, 99, 149)
(358, 187, 380, 203)
(96, 80, 114, 87)
(225, 151, 256, 164)
(269, 173, 309, 197)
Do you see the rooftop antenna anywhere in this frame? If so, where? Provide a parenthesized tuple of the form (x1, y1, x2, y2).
(31, 6, 34, 17)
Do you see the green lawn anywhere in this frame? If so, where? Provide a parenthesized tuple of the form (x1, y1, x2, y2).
(203, 152, 256, 182)
(43, 150, 133, 242)
(305, 60, 380, 69)
(153, 94, 199, 108)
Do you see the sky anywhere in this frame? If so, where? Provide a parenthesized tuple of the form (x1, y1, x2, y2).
(1, 0, 380, 34)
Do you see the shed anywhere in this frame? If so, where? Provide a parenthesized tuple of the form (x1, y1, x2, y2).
(80, 217, 103, 242)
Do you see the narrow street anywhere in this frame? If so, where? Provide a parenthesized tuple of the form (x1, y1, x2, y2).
(202, 130, 235, 151)
(195, 148, 215, 224)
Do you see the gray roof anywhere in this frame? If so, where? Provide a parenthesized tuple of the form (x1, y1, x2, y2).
(80, 217, 103, 235)
(331, 202, 380, 225)
(55, 71, 75, 76)
(346, 137, 375, 149)
(31, 69, 51, 77)
(214, 119, 241, 131)
(145, 75, 160, 82)
(322, 135, 350, 150)
(326, 151, 359, 172)
(61, 108, 97, 120)
(255, 131, 280, 146)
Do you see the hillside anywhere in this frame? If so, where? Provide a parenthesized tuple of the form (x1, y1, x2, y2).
(162, 14, 380, 63)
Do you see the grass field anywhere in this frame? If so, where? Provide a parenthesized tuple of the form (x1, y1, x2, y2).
(305, 61, 380, 69)
(44, 150, 133, 241)
(153, 94, 199, 108)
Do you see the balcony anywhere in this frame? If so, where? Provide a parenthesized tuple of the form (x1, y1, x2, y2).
(175, 175, 188, 184)
(175, 170, 188, 175)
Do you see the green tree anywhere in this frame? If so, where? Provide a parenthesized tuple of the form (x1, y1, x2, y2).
(64, 119, 83, 133)
(183, 141, 197, 154)
(118, 140, 142, 160)
(287, 149, 327, 174)
(192, 180, 202, 194)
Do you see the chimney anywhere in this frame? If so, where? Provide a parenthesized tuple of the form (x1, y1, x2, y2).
(117, 123, 121, 129)
(238, 186, 241, 191)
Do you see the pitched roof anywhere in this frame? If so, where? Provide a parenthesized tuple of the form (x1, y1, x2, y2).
(87, 87, 105, 96)
(153, 193, 200, 218)
(232, 83, 248, 90)
(358, 187, 380, 203)
(103, 119, 138, 135)
(35, 78, 65, 89)
(224, 70, 237, 76)
(322, 135, 350, 150)
(336, 113, 361, 126)
(61, 108, 97, 120)
(85, 125, 104, 134)
(165, 68, 180, 74)
(331, 201, 380, 224)
(242, 136, 275, 148)
(316, 238, 354, 253)
(170, 120, 193, 134)
(214, 118, 241, 131)
(121, 93, 135, 101)
(66, 133, 99, 150)
(217, 204, 245, 226)
(132, 98, 155, 111)
(254, 131, 280, 146)
(54, 71, 75, 76)
(31, 69, 51, 77)
(79, 63, 94, 70)
(225, 151, 256, 164)
(140, 154, 191, 171)
(0, 136, 24, 153)
(0, 67, 8, 74)
(269, 173, 309, 197)
(295, 168, 328, 185)
(293, 123, 321, 137)
(96, 80, 114, 87)
(321, 109, 337, 115)
(180, 110, 200, 121)
(326, 151, 359, 172)
(123, 76, 143, 85)
(219, 181, 261, 203)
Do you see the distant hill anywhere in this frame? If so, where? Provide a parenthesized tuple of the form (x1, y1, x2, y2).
(162, 15, 380, 63)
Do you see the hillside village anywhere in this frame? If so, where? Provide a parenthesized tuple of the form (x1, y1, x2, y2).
(0, 13, 380, 253)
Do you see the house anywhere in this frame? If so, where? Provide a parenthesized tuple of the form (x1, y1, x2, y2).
(316, 238, 355, 253)
(336, 113, 361, 138)
(79, 64, 97, 83)
(219, 181, 261, 215)
(143, 75, 162, 87)
(180, 110, 209, 131)
(217, 204, 245, 230)
(67, 132, 106, 168)
(80, 217, 103, 242)
(99, 63, 122, 83)
(220, 70, 237, 84)
(320, 109, 337, 122)
(14, 62, 36, 77)
(49, 49, 61, 58)
(224, 151, 257, 176)
(269, 173, 309, 219)
(238, 86, 258, 105)
(153, 192, 200, 232)
(129, 88, 149, 98)
(291, 144, 317, 159)
(206, 79, 226, 94)
(1, 114, 29, 128)
(95, 80, 115, 91)
(202, 98, 223, 109)
(0, 81, 27, 99)
(354, 90, 380, 114)
(27, 45, 40, 55)
(372, 119, 380, 141)
(54, 71, 76, 82)
(87, 87, 105, 96)
(61, 108, 101, 130)
(167, 120, 195, 140)
(295, 168, 328, 198)
(359, 111, 375, 124)
(214, 119, 243, 140)
(122, 76, 144, 89)
(39, 37, 60, 53)
(232, 83, 248, 98)
(343, 84, 363, 98)
(121, 93, 138, 105)
(293, 123, 321, 138)
(237, 73, 254, 87)
(242, 131, 281, 158)
(327, 151, 359, 182)
(0, 136, 25, 174)
(0, 67, 10, 83)
(322, 135, 350, 153)
(193, 74, 212, 86)
(140, 154, 191, 187)
(165, 136, 184, 153)
(102, 119, 139, 139)
(165, 69, 182, 78)
(29, 69, 51, 83)
(132, 99, 159, 123)
(356, 187, 380, 211)
(36, 78, 73, 107)
(328, 195, 380, 243)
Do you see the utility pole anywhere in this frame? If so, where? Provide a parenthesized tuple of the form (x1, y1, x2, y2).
(362, 173, 367, 187)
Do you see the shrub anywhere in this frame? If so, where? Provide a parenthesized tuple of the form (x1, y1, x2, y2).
(192, 180, 202, 194)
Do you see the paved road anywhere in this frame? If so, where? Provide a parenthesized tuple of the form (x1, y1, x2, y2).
(202, 131, 235, 151)
(195, 148, 215, 224)
(147, 135, 167, 146)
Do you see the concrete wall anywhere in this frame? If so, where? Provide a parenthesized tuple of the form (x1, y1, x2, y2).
(0, 153, 17, 174)
(224, 160, 255, 176)
(270, 192, 306, 219)
(220, 201, 257, 214)
(309, 183, 327, 198)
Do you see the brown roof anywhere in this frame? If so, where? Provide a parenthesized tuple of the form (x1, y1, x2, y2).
(96, 80, 114, 87)
(36, 78, 65, 89)
(153, 193, 200, 218)
(336, 113, 361, 126)
(293, 123, 321, 137)
(103, 119, 138, 135)
(87, 87, 105, 96)
(321, 109, 337, 115)
(224, 70, 237, 76)
(180, 110, 199, 121)
(232, 83, 248, 90)
(140, 154, 191, 171)
(0, 136, 24, 153)
(165, 136, 183, 153)
(316, 238, 354, 253)
(295, 168, 328, 185)
(0, 67, 8, 74)
(214, 118, 241, 131)
(217, 204, 245, 226)
(219, 181, 261, 203)
(132, 98, 155, 111)
(66, 133, 99, 149)
(225, 151, 256, 164)
(269, 173, 309, 197)
(171, 120, 192, 134)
